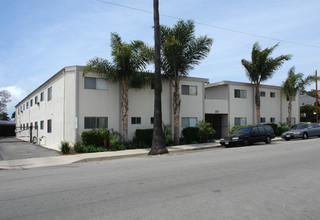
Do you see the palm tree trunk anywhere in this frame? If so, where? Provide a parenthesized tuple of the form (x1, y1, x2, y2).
(288, 97, 292, 130)
(121, 81, 129, 142)
(149, 0, 168, 155)
(173, 80, 181, 143)
(255, 83, 261, 124)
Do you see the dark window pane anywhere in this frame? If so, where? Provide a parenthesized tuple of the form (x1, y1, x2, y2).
(84, 77, 96, 89)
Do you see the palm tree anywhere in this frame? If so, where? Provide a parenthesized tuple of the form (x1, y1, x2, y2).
(241, 42, 291, 124)
(83, 33, 153, 142)
(149, 0, 168, 155)
(281, 66, 310, 129)
(160, 20, 213, 143)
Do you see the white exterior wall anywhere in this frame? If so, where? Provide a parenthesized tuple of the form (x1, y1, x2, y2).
(228, 84, 255, 128)
(180, 78, 206, 126)
(16, 67, 77, 151)
(78, 71, 121, 138)
(205, 81, 300, 134)
(16, 66, 207, 150)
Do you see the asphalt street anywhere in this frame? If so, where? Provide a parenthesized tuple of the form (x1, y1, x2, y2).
(0, 137, 59, 160)
(1, 138, 320, 219)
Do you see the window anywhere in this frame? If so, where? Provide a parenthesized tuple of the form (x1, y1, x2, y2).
(30, 122, 33, 128)
(131, 117, 141, 125)
(23, 124, 25, 130)
(286, 117, 296, 125)
(26, 102, 29, 109)
(30, 99, 33, 107)
(35, 122, 38, 129)
(182, 85, 197, 95)
(234, 89, 247, 98)
(270, 92, 275, 98)
(270, 117, 275, 123)
(151, 117, 154, 124)
(47, 87, 52, 101)
(47, 119, 52, 133)
(40, 92, 44, 101)
(35, 96, 38, 104)
(181, 117, 197, 128)
(84, 77, 108, 90)
(20, 124, 22, 130)
(23, 104, 25, 110)
(26, 123, 29, 129)
(84, 117, 108, 129)
(234, 117, 247, 126)
(260, 91, 266, 97)
(40, 121, 44, 130)
(260, 117, 266, 123)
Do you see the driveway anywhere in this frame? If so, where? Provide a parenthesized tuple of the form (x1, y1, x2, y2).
(0, 137, 59, 160)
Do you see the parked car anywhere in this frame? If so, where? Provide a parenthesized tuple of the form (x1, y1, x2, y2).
(220, 125, 276, 147)
(281, 123, 320, 141)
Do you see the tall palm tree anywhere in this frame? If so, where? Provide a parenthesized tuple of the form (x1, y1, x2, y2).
(83, 33, 153, 142)
(149, 0, 168, 155)
(241, 42, 291, 124)
(160, 20, 213, 143)
(281, 66, 310, 129)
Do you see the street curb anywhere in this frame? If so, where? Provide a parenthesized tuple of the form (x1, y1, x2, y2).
(0, 139, 283, 170)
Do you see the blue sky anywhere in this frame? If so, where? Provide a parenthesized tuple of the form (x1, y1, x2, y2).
(1, 0, 320, 116)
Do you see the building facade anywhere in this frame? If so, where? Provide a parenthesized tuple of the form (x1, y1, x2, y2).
(15, 66, 208, 151)
(205, 81, 300, 138)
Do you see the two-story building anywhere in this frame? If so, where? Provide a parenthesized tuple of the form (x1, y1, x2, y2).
(15, 65, 208, 150)
(205, 81, 299, 138)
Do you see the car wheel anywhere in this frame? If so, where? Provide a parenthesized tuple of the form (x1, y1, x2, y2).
(303, 132, 308, 139)
(284, 137, 290, 141)
(265, 136, 271, 144)
(243, 138, 249, 146)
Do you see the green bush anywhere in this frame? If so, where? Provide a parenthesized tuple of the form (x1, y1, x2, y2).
(163, 124, 173, 145)
(182, 127, 200, 144)
(61, 141, 71, 154)
(134, 129, 153, 146)
(81, 129, 110, 149)
(73, 141, 85, 153)
(275, 122, 288, 136)
(196, 121, 216, 143)
(112, 143, 127, 151)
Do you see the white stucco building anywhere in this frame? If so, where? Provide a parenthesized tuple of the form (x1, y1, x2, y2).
(205, 81, 300, 137)
(15, 65, 207, 150)
(15, 66, 300, 150)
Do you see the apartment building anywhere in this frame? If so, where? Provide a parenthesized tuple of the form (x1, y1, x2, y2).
(15, 65, 208, 151)
(205, 81, 300, 138)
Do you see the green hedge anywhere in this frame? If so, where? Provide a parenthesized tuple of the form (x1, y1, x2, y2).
(81, 129, 110, 149)
(134, 129, 153, 146)
(182, 127, 200, 144)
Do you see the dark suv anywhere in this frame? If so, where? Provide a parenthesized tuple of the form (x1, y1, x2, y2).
(220, 125, 275, 147)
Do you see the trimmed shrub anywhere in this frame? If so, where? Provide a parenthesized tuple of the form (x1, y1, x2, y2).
(275, 122, 288, 136)
(61, 141, 71, 154)
(73, 141, 85, 153)
(134, 129, 153, 146)
(81, 129, 110, 149)
(112, 143, 126, 151)
(182, 127, 200, 144)
(196, 121, 216, 143)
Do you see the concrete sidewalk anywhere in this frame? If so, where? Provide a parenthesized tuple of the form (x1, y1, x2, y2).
(0, 138, 283, 170)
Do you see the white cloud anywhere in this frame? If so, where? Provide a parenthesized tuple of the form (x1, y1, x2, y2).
(0, 85, 26, 116)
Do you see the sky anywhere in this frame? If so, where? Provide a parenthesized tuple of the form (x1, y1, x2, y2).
(1, 0, 320, 117)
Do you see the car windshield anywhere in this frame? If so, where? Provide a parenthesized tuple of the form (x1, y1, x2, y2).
(295, 124, 308, 130)
(234, 127, 251, 134)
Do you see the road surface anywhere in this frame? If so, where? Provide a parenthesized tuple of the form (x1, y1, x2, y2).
(1, 138, 320, 219)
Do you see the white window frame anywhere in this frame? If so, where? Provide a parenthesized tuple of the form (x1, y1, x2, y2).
(234, 117, 247, 126)
(182, 85, 197, 96)
(234, 89, 247, 98)
(181, 117, 198, 128)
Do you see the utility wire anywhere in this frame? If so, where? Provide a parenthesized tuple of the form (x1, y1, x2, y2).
(96, 0, 320, 49)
